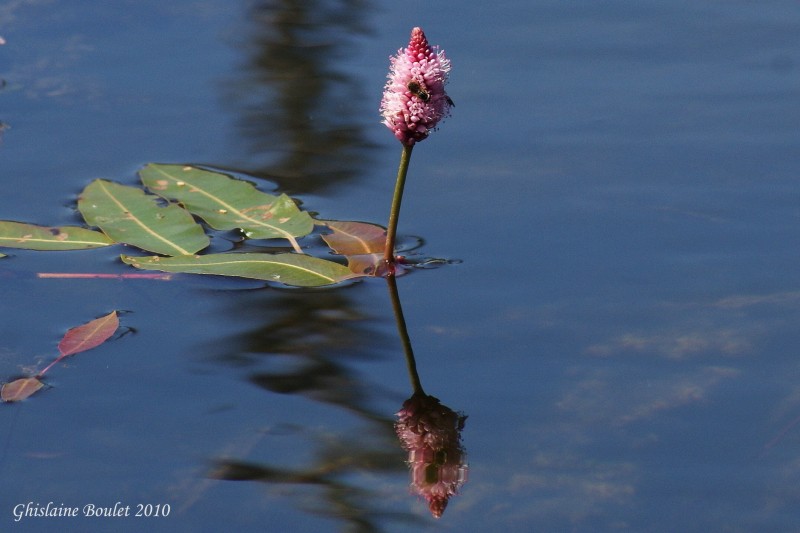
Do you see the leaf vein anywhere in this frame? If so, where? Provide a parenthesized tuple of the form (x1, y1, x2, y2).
(151, 167, 296, 240)
(97, 181, 191, 255)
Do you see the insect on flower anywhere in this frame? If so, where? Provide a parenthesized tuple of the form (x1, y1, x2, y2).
(380, 27, 453, 146)
(407, 80, 430, 102)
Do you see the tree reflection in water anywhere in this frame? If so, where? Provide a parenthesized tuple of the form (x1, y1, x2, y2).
(221, 0, 378, 195)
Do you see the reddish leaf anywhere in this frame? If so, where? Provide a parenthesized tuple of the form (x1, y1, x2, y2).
(318, 220, 386, 255)
(3, 312, 121, 402)
(58, 311, 119, 357)
(345, 253, 385, 276)
(1, 377, 45, 402)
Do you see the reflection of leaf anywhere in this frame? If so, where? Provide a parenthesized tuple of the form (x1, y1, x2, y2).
(121, 253, 356, 287)
(140, 164, 314, 241)
(318, 220, 385, 255)
(0, 221, 113, 250)
(78, 179, 209, 256)
(57, 310, 119, 358)
(1, 377, 44, 402)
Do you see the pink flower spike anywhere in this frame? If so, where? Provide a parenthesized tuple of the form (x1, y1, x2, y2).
(380, 27, 453, 146)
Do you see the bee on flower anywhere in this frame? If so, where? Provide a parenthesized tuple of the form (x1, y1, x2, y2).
(380, 27, 453, 146)
(379, 27, 455, 268)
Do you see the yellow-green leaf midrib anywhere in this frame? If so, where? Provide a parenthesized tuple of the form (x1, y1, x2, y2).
(96, 180, 193, 256)
(150, 166, 297, 240)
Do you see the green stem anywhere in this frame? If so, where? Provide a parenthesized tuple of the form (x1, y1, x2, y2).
(383, 143, 414, 266)
(387, 274, 424, 395)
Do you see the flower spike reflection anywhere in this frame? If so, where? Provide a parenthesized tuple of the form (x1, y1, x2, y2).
(388, 276, 468, 518)
(395, 392, 468, 518)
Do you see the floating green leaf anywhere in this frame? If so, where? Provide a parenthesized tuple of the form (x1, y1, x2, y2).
(121, 253, 355, 287)
(139, 164, 314, 243)
(0, 221, 114, 250)
(78, 179, 209, 256)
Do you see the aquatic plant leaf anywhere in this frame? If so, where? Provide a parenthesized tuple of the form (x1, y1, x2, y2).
(78, 179, 209, 256)
(139, 164, 314, 240)
(120, 253, 355, 287)
(317, 220, 387, 276)
(36, 311, 120, 377)
(318, 220, 386, 255)
(343, 253, 384, 276)
(58, 310, 119, 358)
(0, 221, 114, 250)
(1, 377, 44, 402)
(2, 312, 120, 402)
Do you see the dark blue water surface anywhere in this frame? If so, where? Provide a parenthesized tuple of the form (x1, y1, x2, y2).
(3, 1, 800, 531)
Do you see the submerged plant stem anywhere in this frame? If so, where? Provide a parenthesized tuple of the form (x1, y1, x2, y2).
(37, 272, 172, 280)
(383, 143, 414, 266)
(387, 274, 424, 395)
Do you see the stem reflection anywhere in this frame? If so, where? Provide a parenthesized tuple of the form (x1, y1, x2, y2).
(388, 276, 469, 518)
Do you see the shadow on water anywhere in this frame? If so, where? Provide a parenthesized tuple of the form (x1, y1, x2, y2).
(208, 279, 468, 530)
(219, 0, 379, 195)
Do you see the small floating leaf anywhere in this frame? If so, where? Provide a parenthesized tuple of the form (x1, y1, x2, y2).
(318, 220, 387, 276)
(0, 221, 114, 250)
(140, 164, 314, 241)
(343, 253, 384, 276)
(2, 312, 120, 402)
(1, 377, 44, 402)
(78, 179, 209, 256)
(121, 252, 355, 287)
(37, 310, 120, 376)
(57, 310, 119, 358)
(318, 220, 386, 255)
